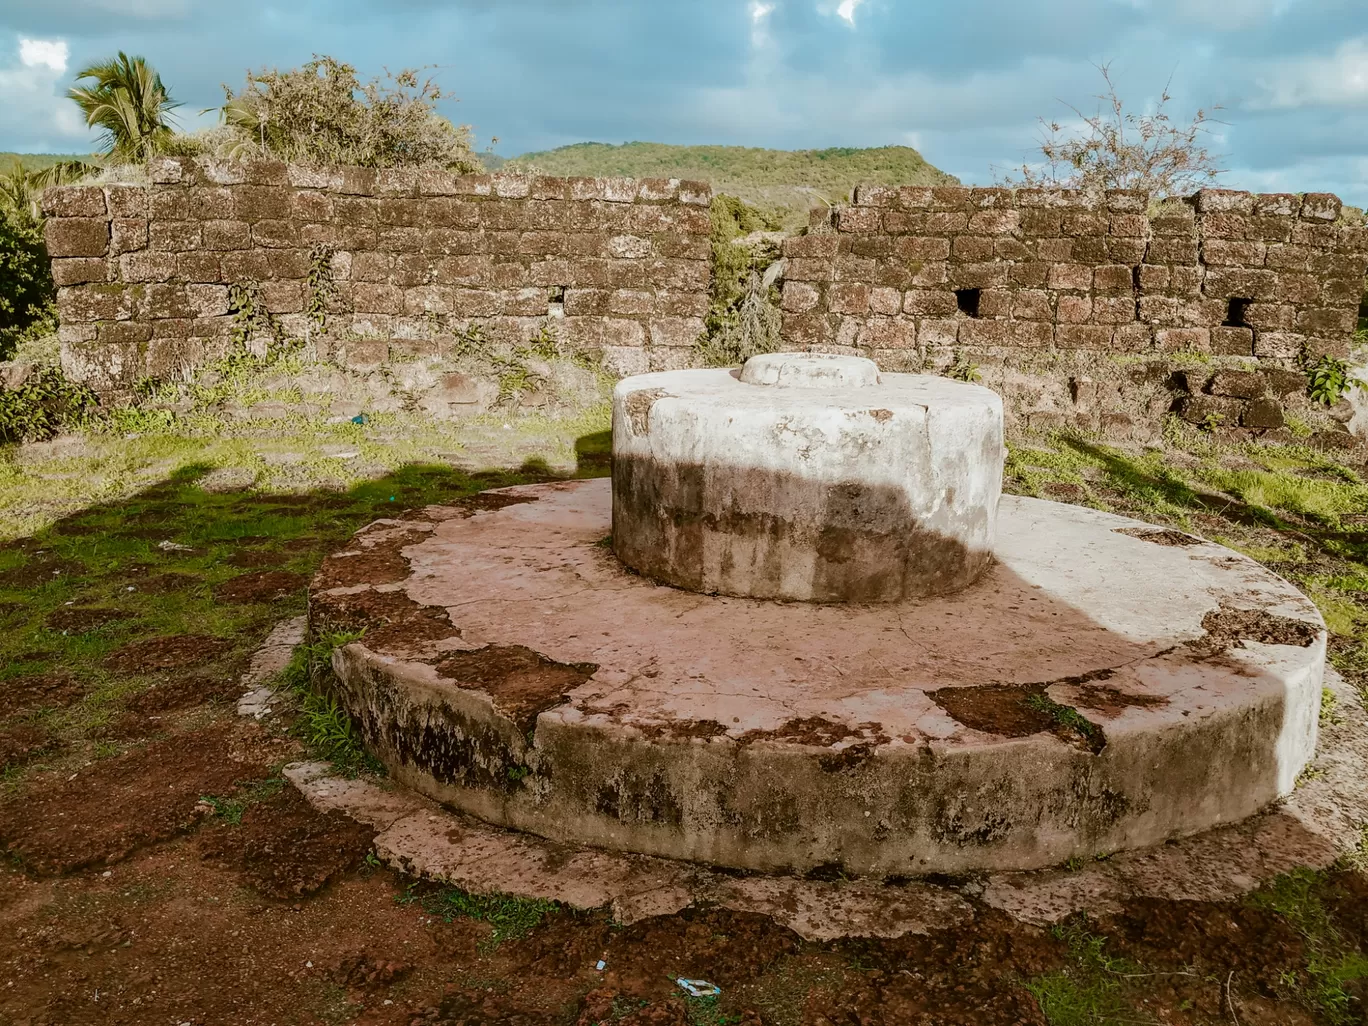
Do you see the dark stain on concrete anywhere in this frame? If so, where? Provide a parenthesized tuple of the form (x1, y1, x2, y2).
(593, 768, 683, 827)
(336, 670, 523, 794)
(434, 645, 598, 734)
(818, 742, 878, 773)
(933, 785, 1015, 847)
(1115, 526, 1204, 546)
(384, 702, 521, 793)
(868, 409, 894, 423)
(612, 455, 992, 603)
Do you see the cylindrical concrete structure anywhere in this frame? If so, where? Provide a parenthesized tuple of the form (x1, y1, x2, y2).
(611, 353, 1005, 602)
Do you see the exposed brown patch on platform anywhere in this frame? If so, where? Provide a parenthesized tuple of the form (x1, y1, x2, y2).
(623, 389, 672, 435)
(314, 525, 432, 590)
(930, 684, 1106, 754)
(636, 718, 729, 740)
(434, 645, 598, 732)
(932, 684, 1058, 738)
(1191, 605, 1321, 656)
(311, 587, 458, 655)
(449, 492, 540, 515)
(740, 716, 885, 747)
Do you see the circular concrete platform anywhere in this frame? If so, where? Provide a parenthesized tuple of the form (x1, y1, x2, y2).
(312, 478, 1326, 877)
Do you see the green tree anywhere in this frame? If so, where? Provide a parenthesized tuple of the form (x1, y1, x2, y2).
(0, 210, 56, 360)
(68, 52, 180, 163)
(998, 63, 1225, 198)
(215, 55, 479, 171)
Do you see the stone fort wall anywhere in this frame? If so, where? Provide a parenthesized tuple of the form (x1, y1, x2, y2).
(41, 157, 714, 391)
(41, 163, 1367, 441)
(783, 184, 1367, 440)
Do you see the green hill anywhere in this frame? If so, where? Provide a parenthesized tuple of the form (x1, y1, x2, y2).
(0, 153, 95, 172)
(505, 142, 958, 215)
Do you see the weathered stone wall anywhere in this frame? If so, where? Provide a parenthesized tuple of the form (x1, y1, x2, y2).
(42, 157, 713, 391)
(782, 185, 1368, 441)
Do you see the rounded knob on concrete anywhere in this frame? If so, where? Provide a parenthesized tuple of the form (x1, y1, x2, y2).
(610, 361, 1005, 603)
(739, 352, 880, 389)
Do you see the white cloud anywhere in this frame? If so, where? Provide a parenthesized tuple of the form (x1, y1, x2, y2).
(19, 38, 68, 73)
(0, 36, 90, 151)
(835, 0, 865, 24)
(749, 0, 775, 46)
(1252, 36, 1368, 110)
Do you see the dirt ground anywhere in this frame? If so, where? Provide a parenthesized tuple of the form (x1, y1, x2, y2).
(1, 429, 1367, 1025)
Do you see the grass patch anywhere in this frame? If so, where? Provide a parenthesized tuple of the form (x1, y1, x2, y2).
(199, 776, 287, 825)
(1025, 920, 1158, 1026)
(1248, 868, 1368, 1024)
(396, 883, 558, 950)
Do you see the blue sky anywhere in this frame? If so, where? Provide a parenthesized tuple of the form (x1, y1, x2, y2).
(1, 0, 1366, 204)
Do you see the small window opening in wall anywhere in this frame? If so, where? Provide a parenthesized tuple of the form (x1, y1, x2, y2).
(547, 285, 567, 318)
(1224, 297, 1253, 328)
(955, 288, 981, 318)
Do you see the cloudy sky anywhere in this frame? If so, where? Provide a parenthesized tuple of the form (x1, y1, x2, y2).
(1, 0, 1366, 203)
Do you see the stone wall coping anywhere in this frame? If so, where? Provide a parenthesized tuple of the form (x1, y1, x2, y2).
(40, 157, 713, 216)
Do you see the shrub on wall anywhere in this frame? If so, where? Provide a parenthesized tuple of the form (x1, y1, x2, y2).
(0, 209, 55, 361)
(697, 195, 785, 366)
(209, 55, 481, 171)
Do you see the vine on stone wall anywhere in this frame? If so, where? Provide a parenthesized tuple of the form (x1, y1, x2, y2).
(305, 247, 338, 335)
(228, 280, 287, 359)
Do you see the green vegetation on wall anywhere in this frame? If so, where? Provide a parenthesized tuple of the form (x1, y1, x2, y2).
(0, 210, 55, 361)
(204, 56, 480, 171)
(696, 195, 785, 367)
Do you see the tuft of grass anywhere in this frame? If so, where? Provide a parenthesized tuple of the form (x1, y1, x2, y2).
(272, 631, 383, 776)
(1198, 467, 1368, 525)
(396, 883, 558, 949)
(1025, 692, 1104, 752)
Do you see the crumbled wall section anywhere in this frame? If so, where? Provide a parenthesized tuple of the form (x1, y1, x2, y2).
(782, 185, 1368, 366)
(42, 158, 713, 391)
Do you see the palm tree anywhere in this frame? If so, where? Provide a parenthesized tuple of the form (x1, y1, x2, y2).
(0, 160, 101, 224)
(68, 52, 180, 163)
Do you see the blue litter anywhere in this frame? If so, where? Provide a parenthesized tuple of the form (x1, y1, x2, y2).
(351, 414, 369, 425)
(676, 979, 721, 998)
